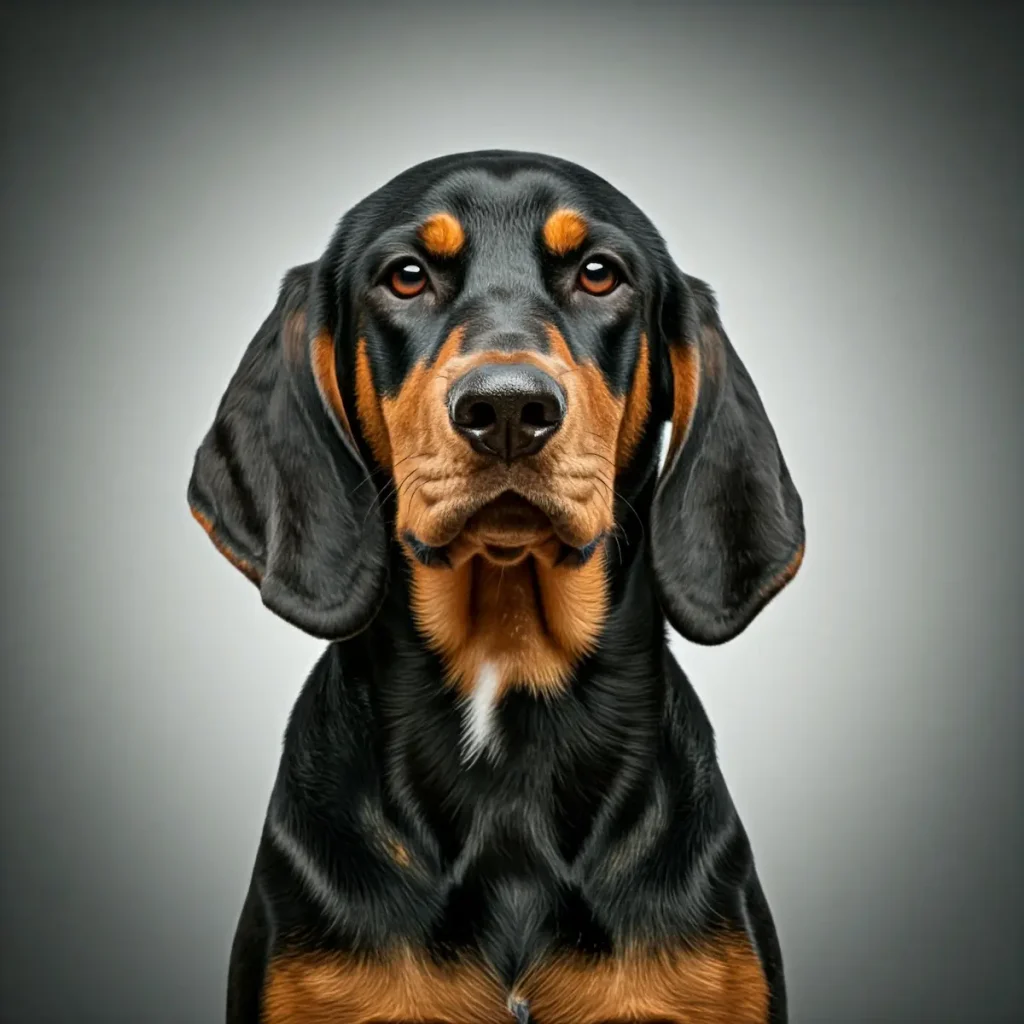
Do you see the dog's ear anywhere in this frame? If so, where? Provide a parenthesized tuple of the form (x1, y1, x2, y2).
(187, 262, 387, 639)
(650, 267, 804, 645)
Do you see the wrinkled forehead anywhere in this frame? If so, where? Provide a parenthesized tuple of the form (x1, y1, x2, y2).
(434, 170, 589, 282)
(381, 165, 585, 231)
(351, 165, 647, 281)
(428, 168, 577, 236)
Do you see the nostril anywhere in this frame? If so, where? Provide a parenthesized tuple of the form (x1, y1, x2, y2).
(465, 402, 497, 429)
(520, 402, 551, 429)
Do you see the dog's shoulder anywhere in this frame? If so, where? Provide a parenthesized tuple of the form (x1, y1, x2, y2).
(272, 642, 382, 816)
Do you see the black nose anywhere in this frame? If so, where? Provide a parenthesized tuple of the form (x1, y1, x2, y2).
(448, 363, 566, 461)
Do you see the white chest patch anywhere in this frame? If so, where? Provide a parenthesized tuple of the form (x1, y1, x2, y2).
(460, 662, 502, 764)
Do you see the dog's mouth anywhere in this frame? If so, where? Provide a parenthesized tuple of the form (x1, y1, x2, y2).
(463, 492, 553, 554)
(404, 490, 602, 569)
(455, 491, 555, 567)
(477, 542, 528, 566)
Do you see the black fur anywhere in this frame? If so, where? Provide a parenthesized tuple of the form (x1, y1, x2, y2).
(188, 264, 388, 639)
(651, 274, 804, 644)
(188, 150, 804, 1022)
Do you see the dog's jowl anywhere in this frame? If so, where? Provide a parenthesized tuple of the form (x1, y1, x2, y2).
(189, 151, 805, 1024)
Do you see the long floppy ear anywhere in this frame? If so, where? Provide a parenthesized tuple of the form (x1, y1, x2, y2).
(187, 262, 387, 639)
(651, 268, 804, 645)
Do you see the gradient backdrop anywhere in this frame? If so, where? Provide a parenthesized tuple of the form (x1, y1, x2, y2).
(2, 2, 1021, 1021)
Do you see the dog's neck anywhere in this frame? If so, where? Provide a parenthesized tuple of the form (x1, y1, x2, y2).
(364, 483, 667, 802)
(375, 479, 664, 689)
(361, 491, 671, 860)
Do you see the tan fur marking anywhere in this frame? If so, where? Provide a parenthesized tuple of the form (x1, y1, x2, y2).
(767, 542, 804, 595)
(189, 506, 261, 584)
(262, 936, 768, 1023)
(410, 546, 608, 698)
(543, 322, 575, 366)
(310, 330, 354, 437)
(542, 323, 624, 454)
(358, 325, 466, 473)
(616, 333, 651, 468)
(389, 841, 411, 868)
(354, 339, 393, 468)
(542, 208, 589, 255)
(419, 212, 465, 258)
(262, 949, 505, 1023)
(668, 340, 701, 457)
(520, 936, 770, 1023)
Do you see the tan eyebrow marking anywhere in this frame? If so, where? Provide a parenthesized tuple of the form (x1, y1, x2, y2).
(418, 212, 465, 257)
(542, 208, 589, 255)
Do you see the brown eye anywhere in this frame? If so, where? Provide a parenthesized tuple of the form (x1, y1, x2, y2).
(577, 257, 618, 296)
(389, 262, 427, 298)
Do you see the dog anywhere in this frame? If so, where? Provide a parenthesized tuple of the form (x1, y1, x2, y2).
(188, 150, 805, 1023)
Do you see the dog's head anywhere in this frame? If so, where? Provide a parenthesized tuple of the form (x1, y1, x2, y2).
(189, 151, 803, 691)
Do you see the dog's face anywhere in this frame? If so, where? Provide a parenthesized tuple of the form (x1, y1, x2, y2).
(351, 187, 650, 559)
(189, 152, 804, 693)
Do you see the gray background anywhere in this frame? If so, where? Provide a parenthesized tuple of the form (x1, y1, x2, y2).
(2, 2, 1021, 1021)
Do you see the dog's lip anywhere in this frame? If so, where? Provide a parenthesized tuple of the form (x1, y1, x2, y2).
(404, 489, 607, 568)
(409, 477, 605, 552)
(461, 491, 554, 546)
(481, 543, 528, 565)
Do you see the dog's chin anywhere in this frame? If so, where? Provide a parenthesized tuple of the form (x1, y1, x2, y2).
(404, 491, 603, 569)
(458, 493, 552, 567)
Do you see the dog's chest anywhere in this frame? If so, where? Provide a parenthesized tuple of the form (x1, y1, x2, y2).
(390, 758, 701, 979)
(263, 821, 769, 1024)
(392, 694, 680, 956)
(262, 736, 769, 1021)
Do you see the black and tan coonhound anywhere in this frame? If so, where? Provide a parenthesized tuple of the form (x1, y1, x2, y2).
(188, 150, 805, 1024)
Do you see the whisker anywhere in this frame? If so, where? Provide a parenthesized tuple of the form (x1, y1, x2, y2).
(390, 451, 435, 480)
(401, 475, 433, 518)
(590, 479, 618, 504)
(580, 449, 617, 468)
(364, 462, 427, 523)
(363, 476, 400, 524)
(575, 462, 646, 540)
(590, 480, 644, 540)
(616, 492, 646, 541)
(395, 467, 432, 496)
(610, 527, 624, 564)
(365, 464, 434, 526)
(351, 450, 433, 497)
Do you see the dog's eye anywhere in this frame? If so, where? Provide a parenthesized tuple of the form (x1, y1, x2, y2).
(389, 262, 428, 298)
(577, 257, 619, 296)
